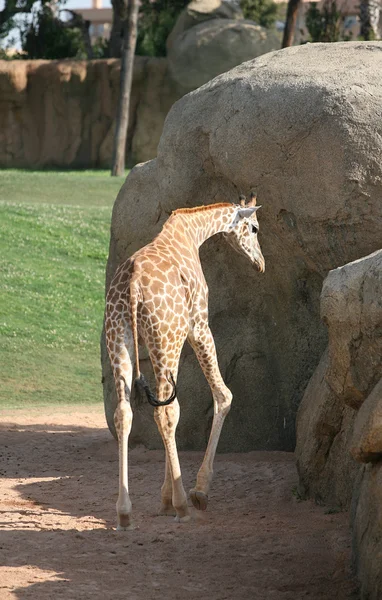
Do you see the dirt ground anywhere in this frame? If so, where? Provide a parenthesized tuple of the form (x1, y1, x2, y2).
(0, 406, 358, 600)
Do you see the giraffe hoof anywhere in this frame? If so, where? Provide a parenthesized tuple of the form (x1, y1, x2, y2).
(116, 513, 134, 530)
(159, 504, 176, 517)
(174, 514, 191, 523)
(116, 523, 136, 531)
(189, 489, 208, 511)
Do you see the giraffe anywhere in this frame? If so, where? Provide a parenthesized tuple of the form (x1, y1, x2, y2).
(105, 192, 265, 530)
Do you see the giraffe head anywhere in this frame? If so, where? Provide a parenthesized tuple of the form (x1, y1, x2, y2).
(223, 192, 265, 273)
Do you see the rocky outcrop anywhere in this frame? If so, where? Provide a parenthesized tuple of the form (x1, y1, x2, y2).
(295, 249, 382, 598)
(167, 0, 279, 89)
(296, 250, 382, 503)
(295, 349, 359, 507)
(351, 462, 382, 600)
(321, 250, 382, 410)
(351, 377, 382, 462)
(102, 42, 382, 451)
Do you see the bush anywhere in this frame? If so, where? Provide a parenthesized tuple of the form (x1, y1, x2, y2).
(304, 0, 350, 42)
(240, 0, 278, 29)
(136, 0, 188, 57)
(22, 5, 87, 59)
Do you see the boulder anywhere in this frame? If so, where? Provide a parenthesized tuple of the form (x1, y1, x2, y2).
(351, 463, 382, 600)
(321, 250, 382, 409)
(103, 42, 382, 451)
(351, 377, 382, 463)
(167, 18, 280, 90)
(295, 349, 359, 507)
(295, 248, 382, 596)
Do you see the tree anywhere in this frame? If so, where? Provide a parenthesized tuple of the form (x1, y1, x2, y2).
(111, 0, 139, 177)
(0, 0, 93, 59)
(136, 0, 188, 57)
(359, 0, 381, 40)
(304, 0, 344, 42)
(240, 0, 278, 29)
(22, 6, 92, 59)
(282, 0, 302, 47)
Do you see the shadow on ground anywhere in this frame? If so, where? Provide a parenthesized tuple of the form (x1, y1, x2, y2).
(0, 410, 359, 600)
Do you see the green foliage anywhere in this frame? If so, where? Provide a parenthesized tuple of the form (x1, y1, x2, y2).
(92, 36, 109, 59)
(240, 0, 278, 28)
(0, 170, 124, 408)
(304, 0, 349, 42)
(136, 0, 188, 57)
(22, 5, 86, 59)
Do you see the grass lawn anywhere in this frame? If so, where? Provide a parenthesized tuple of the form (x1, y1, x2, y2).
(0, 169, 126, 408)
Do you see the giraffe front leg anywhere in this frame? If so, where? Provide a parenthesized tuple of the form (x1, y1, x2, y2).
(190, 387, 232, 511)
(114, 398, 134, 530)
(188, 326, 233, 511)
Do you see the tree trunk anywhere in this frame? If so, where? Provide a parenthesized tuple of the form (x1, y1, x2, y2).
(111, 0, 139, 177)
(282, 0, 302, 47)
(109, 0, 126, 58)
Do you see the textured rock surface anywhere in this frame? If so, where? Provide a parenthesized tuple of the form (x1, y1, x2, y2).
(351, 377, 382, 462)
(296, 250, 382, 504)
(0, 58, 183, 168)
(351, 463, 382, 600)
(295, 349, 359, 507)
(168, 18, 279, 90)
(103, 42, 382, 451)
(321, 250, 382, 409)
(295, 249, 382, 598)
(166, 0, 243, 53)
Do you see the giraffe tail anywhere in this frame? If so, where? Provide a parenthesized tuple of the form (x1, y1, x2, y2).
(135, 372, 177, 407)
(130, 273, 177, 407)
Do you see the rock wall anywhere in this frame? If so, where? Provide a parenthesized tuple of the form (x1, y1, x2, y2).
(102, 42, 382, 453)
(295, 250, 382, 598)
(0, 57, 182, 168)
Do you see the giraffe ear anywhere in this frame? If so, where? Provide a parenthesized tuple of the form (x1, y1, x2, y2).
(238, 207, 258, 219)
(229, 206, 258, 229)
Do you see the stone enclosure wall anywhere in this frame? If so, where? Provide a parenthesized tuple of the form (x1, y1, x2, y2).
(0, 57, 181, 168)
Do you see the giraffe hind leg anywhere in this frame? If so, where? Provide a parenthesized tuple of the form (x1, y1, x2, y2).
(108, 325, 135, 530)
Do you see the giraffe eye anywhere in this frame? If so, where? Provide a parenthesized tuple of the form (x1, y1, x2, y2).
(251, 224, 258, 235)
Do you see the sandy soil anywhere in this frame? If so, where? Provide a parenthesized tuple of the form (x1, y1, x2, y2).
(0, 406, 358, 600)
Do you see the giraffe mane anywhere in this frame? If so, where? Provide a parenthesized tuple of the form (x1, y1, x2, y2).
(172, 203, 234, 215)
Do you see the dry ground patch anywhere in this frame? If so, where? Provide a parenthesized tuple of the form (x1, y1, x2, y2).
(0, 406, 358, 599)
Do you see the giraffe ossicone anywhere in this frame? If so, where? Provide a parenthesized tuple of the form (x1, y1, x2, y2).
(105, 196, 265, 530)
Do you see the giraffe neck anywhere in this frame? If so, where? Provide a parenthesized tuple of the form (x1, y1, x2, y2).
(167, 204, 236, 250)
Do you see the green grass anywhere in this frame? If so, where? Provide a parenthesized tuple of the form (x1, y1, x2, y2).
(0, 169, 126, 408)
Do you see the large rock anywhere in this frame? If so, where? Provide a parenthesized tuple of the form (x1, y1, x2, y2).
(167, 0, 278, 90)
(296, 249, 382, 597)
(351, 377, 382, 463)
(103, 42, 382, 451)
(351, 463, 382, 600)
(167, 18, 279, 90)
(295, 348, 359, 507)
(296, 250, 382, 505)
(321, 250, 382, 409)
(167, 0, 243, 52)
